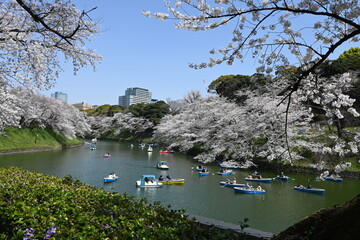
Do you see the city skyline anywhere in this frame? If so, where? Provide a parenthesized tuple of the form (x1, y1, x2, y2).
(49, 86, 159, 107)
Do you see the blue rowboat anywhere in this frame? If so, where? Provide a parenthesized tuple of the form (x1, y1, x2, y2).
(324, 176, 343, 182)
(219, 181, 246, 188)
(103, 173, 118, 183)
(245, 177, 272, 183)
(217, 169, 233, 175)
(199, 171, 210, 176)
(294, 186, 325, 194)
(234, 187, 265, 194)
(275, 176, 290, 181)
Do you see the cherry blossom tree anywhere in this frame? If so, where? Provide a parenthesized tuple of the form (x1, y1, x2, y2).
(183, 90, 202, 104)
(147, 1, 360, 168)
(0, 0, 100, 138)
(88, 112, 154, 138)
(145, 0, 360, 122)
(145, 0, 359, 79)
(154, 93, 314, 164)
(154, 71, 360, 167)
(0, 84, 21, 131)
(9, 88, 91, 138)
(166, 98, 186, 115)
(0, 0, 102, 90)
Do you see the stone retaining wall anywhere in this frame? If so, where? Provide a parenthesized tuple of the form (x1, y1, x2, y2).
(188, 214, 274, 240)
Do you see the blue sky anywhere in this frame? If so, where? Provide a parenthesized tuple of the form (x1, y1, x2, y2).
(41, 0, 356, 106)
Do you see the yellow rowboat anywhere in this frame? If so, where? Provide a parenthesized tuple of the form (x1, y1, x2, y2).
(159, 178, 185, 185)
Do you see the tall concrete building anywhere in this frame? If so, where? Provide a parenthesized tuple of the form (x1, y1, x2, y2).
(118, 87, 152, 107)
(51, 91, 68, 103)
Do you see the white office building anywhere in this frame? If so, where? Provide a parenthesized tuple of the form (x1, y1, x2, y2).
(118, 87, 152, 107)
(51, 91, 68, 103)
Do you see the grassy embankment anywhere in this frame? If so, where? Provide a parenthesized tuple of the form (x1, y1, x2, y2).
(0, 127, 83, 153)
(0, 167, 241, 239)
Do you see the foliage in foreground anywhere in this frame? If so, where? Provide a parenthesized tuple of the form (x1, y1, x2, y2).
(0, 167, 240, 240)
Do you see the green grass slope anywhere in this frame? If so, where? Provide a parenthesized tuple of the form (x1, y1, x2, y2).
(0, 127, 82, 153)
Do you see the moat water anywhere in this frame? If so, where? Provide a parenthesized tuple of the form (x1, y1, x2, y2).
(1, 140, 359, 234)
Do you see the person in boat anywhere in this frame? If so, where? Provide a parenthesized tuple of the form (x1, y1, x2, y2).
(246, 182, 252, 189)
(280, 172, 285, 177)
(198, 165, 202, 169)
(307, 184, 312, 189)
(247, 174, 252, 179)
(232, 178, 237, 184)
(166, 175, 172, 180)
(226, 178, 231, 184)
(159, 175, 164, 181)
(257, 184, 262, 191)
(253, 171, 261, 179)
(144, 177, 149, 183)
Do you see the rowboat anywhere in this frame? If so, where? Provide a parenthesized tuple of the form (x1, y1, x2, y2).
(217, 169, 233, 175)
(234, 186, 265, 194)
(103, 173, 118, 183)
(159, 178, 185, 184)
(245, 177, 272, 183)
(136, 175, 163, 188)
(198, 169, 210, 176)
(293, 186, 325, 194)
(275, 175, 290, 181)
(157, 161, 169, 170)
(219, 181, 246, 188)
(159, 150, 175, 154)
(324, 176, 343, 182)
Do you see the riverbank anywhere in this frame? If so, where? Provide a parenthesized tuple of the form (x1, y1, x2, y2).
(252, 160, 360, 179)
(0, 127, 83, 154)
